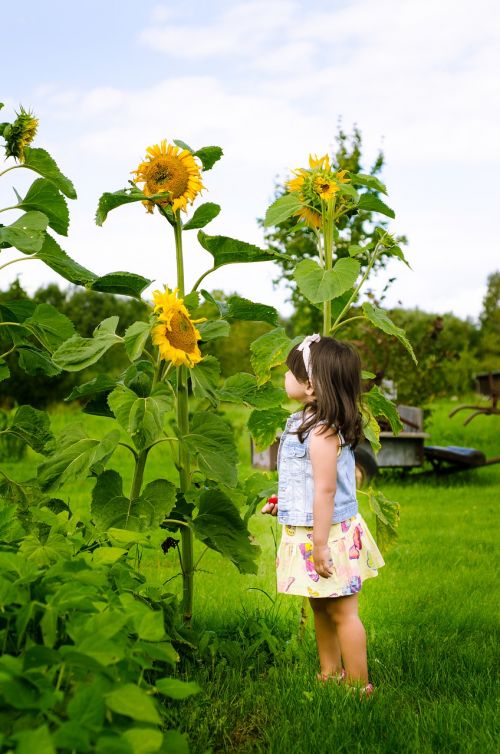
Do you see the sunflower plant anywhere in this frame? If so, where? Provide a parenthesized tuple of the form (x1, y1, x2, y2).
(0, 103, 204, 753)
(40, 136, 288, 625)
(253, 152, 419, 546)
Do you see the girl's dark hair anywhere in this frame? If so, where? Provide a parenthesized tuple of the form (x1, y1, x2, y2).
(286, 337, 363, 448)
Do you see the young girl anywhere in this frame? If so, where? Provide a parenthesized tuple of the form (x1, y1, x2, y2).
(262, 334, 385, 695)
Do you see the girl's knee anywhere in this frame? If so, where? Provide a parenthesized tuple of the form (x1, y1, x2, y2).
(326, 594, 359, 623)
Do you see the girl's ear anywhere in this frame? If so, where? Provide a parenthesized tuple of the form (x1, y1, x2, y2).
(305, 380, 315, 397)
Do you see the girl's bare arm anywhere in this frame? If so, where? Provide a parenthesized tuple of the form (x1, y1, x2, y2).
(309, 427, 339, 577)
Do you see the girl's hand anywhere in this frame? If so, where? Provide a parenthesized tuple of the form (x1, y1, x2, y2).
(313, 544, 334, 578)
(261, 495, 278, 516)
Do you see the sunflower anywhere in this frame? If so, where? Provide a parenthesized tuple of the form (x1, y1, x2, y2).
(314, 175, 339, 202)
(285, 153, 352, 228)
(4, 107, 38, 162)
(151, 287, 205, 367)
(132, 140, 204, 214)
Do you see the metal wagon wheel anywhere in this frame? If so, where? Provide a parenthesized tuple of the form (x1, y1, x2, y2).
(353, 446, 379, 488)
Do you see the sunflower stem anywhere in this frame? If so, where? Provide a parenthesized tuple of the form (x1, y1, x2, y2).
(130, 449, 148, 500)
(174, 213, 185, 295)
(322, 197, 336, 335)
(0, 165, 23, 178)
(0, 254, 39, 272)
(173, 212, 195, 626)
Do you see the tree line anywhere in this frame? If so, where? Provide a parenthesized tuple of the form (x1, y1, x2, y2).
(0, 273, 497, 409)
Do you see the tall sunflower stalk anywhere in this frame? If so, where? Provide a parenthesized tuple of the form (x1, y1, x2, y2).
(92, 137, 274, 629)
(132, 141, 206, 622)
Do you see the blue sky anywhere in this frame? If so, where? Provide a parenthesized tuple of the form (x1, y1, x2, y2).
(2, 0, 499, 321)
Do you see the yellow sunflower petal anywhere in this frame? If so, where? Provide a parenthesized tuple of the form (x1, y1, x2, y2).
(309, 153, 330, 171)
(295, 206, 322, 229)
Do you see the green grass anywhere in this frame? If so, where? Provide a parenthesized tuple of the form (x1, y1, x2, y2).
(2, 395, 499, 753)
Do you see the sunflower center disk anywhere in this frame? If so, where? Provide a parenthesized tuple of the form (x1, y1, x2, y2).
(167, 312, 198, 351)
(146, 156, 189, 199)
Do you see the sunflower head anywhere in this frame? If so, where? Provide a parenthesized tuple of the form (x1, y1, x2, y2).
(3, 107, 38, 162)
(151, 287, 205, 367)
(313, 175, 339, 202)
(286, 153, 351, 228)
(132, 140, 204, 215)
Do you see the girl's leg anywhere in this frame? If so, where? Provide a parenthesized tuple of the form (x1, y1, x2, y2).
(308, 597, 342, 677)
(326, 593, 368, 683)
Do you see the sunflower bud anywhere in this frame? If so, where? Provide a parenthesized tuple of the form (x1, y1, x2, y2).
(3, 107, 38, 162)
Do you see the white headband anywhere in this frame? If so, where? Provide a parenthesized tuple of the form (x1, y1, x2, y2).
(297, 333, 321, 381)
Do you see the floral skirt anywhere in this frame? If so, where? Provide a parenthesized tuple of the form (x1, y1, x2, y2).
(276, 513, 385, 598)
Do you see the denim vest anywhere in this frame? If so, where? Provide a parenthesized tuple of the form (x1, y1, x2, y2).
(277, 411, 358, 526)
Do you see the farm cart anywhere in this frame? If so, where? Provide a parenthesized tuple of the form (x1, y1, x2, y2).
(354, 404, 500, 484)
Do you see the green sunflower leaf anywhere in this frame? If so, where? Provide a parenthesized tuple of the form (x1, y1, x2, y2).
(23, 147, 77, 199)
(0, 211, 48, 253)
(247, 407, 289, 451)
(361, 405, 381, 452)
(104, 684, 161, 725)
(124, 321, 151, 361)
(366, 486, 400, 551)
(219, 373, 286, 409)
(264, 193, 303, 227)
(183, 202, 221, 230)
(193, 488, 260, 573)
(363, 386, 403, 435)
(90, 272, 153, 299)
(95, 187, 149, 226)
(24, 303, 75, 351)
(190, 355, 221, 406)
(350, 173, 388, 195)
(250, 327, 302, 385)
(198, 231, 279, 269)
(183, 291, 200, 311)
(294, 258, 360, 305)
(183, 412, 238, 487)
(0, 359, 10, 382)
(36, 233, 98, 286)
(108, 384, 172, 450)
(65, 374, 117, 402)
(18, 178, 69, 235)
(226, 295, 279, 326)
(361, 303, 417, 364)
(173, 139, 195, 152)
(17, 345, 61, 376)
(194, 146, 223, 171)
(37, 426, 120, 491)
(156, 678, 201, 700)
(197, 320, 230, 340)
(52, 316, 122, 372)
(357, 193, 395, 219)
(1, 405, 53, 455)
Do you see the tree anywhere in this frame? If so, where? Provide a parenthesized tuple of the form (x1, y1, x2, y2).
(263, 124, 407, 334)
(477, 271, 500, 372)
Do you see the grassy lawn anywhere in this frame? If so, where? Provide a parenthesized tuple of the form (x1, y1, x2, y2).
(2, 395, 498, 753)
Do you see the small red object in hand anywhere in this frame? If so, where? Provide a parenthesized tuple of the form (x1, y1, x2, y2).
(261, 495, 278, 515)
